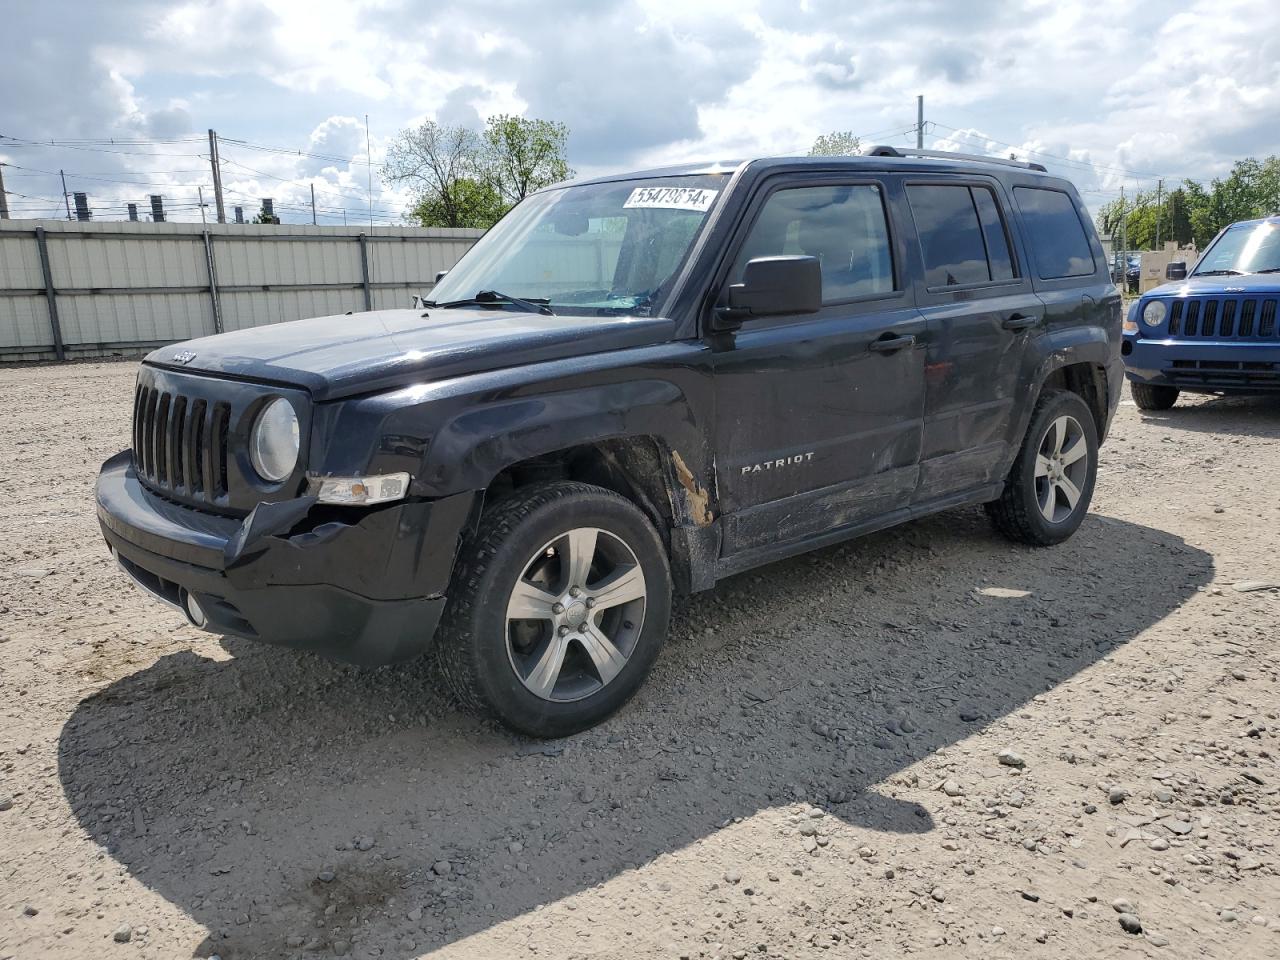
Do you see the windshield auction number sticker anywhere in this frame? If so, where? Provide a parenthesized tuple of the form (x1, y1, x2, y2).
(623, 186, 719, 212)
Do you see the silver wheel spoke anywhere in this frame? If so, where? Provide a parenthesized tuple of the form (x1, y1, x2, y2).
(1035, 454, 1052, 478)
(1058, 474, 1083, 509)
(1050, 418, 1066, 455)
(578, 624, 627, 687)
(563, 528, 598, 588)
(1060, 437, 1087, 467)
(1039, 481, 1057, 521)
(589, 563, 646, 611)
(507, 579, 558, 620)
(525, 634, 570, 699)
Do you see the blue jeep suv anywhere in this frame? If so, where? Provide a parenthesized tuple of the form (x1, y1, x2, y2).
(1123, 215, 1280, 409)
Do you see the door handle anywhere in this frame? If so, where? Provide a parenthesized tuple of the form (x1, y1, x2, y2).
(869, 334, 916, 354)
(1002, 313, 1037, 331)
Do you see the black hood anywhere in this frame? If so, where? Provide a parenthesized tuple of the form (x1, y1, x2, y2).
(144, 308, 674, 401)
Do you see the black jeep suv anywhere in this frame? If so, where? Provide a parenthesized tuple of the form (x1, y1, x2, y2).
(96, 147, 1123, 737)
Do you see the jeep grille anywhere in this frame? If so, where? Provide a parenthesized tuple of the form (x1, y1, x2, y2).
(133, 381, 231, 505)
(1167, 296, 1279, 341)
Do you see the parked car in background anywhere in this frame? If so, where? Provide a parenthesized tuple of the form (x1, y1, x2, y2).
(97, 147, 1122, 737)
(1122, 215, 1280, 409)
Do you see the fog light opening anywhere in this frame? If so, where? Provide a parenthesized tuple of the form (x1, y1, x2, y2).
(182, 590, 207, 629)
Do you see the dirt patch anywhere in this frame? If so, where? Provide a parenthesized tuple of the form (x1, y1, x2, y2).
(0, 361, 1277, 959)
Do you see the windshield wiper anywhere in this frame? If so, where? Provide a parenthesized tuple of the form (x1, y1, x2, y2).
(1254, 267, 1280, 274)
(1193, 269, 1245, 276)
(425, 289, 554, 315)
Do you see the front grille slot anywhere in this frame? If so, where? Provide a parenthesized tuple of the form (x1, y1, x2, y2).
(1240, 300, 1256, 336)
(211, 402, 231, 499)
(1184, 300, 1200, 336)
(1201, 300, 1218, 338)
(1261, 300, 1277, 338)
(188, 399, 206, 497)
(1168, 300, 1183, 335)
(1220, 300, 1237, 337)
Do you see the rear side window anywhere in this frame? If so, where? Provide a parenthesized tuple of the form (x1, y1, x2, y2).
(906, 184, 1017, 287)
(733, 184, 896, 302)
(1014, 187, 1096, 279)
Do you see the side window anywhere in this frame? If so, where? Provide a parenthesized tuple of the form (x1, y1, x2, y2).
(972, 189, 1015, 281)
(1014, 186, 1096, 279)
(733, 184, 895, 302)
(906, 184, 1017, 287)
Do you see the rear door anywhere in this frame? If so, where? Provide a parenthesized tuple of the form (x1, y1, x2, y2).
(709, 175, 926, 555)
(904, 178, 1044, 501)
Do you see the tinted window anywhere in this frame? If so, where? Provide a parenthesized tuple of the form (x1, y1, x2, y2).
(901, 184, 1008, 288)
(734, 184, 895, 302)
(1014, 187, 1096, 279)
(972, 188, 1016, 281)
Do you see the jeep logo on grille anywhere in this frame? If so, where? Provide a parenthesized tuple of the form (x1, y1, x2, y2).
(171, 350, 197, 365)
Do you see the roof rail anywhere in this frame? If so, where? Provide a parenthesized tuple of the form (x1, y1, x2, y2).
(864, 145, 1048, 173)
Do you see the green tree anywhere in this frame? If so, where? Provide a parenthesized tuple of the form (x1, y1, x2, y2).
(408, 177, 505, 229)
(809, 131, 862, 157)
(383, 120, 485, 229)
(385, 115, 574, 229)
(251, 204, 280, 224)
(482, 115, 573, 206)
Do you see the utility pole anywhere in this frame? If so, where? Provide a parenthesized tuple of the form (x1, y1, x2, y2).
(311, 183, 317, 225)
(916, 95, 924, 149)
(365, 114, 374, 229)
(1155, 178, 1164, 249)
(198, 186, 207, 224)
(207, 129, 226, 224)
(60, 170, 72, 220)
(0, 163, 9, 219)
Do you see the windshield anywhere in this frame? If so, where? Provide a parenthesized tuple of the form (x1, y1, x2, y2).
(429, 174, 728, 316)
(1192, 220, 1280, 276)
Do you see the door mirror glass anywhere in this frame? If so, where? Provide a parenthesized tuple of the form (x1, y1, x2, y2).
(720, 256, 822, 324)
(1165, 261, 1187, 281)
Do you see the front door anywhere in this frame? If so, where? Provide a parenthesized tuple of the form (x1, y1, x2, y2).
(710, 177, 926, 556)
(903, 179, 1044, 501)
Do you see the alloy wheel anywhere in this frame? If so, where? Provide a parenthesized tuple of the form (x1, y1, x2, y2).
(505, 527, 647, 702)
(1034, 414, 1089, 523)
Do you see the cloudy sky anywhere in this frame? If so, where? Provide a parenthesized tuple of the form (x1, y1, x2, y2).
(3, 0, 1278, 224)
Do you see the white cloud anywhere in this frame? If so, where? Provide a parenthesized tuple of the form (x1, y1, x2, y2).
(3, 0, 1278, 222)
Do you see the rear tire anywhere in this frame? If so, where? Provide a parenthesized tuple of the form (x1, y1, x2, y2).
(436, 481, 671, 738)
(1130, 381, 1179, 410)
(987, 389, 1099, 547)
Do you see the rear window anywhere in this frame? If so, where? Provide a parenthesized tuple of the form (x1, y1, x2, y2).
(1014, 187, 1096, 279)
(906, 184, 1017, 287)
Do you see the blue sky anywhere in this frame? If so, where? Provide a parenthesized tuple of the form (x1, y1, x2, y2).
(3, 0, 1279, 224)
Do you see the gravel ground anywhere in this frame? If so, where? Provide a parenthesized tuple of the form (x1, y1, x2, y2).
(0, 360, 1277, 960)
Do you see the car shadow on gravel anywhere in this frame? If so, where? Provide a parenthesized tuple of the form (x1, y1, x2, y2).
(57, 509, 1211, 959)
(1137, 393, 1280, 438)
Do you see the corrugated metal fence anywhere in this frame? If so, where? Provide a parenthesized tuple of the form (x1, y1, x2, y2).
(0, 220, 483, 362)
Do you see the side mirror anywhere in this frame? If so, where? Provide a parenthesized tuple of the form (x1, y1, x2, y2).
(1165, 261, 1187, 281)
(716, 256, 822, 329)
(434, 270, 449, 284)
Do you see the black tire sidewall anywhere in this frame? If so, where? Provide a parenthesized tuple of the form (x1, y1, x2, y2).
(463, 488, 671, 737)
(1012, 392, 1099, 544)
(1131, 381, 1179, 410)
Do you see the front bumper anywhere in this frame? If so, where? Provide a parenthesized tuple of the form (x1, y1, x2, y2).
(96, 450, 475, 666)
(1123, 335, 1280, 393)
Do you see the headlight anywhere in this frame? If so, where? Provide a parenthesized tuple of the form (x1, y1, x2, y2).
(1142, 300, 1167, 328)
(250, 398, 300, 482)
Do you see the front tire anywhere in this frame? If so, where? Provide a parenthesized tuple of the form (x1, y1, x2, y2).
(987, 389, 1099, 546)
(436, 481, 671, 738)
(1131, 381, 1179, 410)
